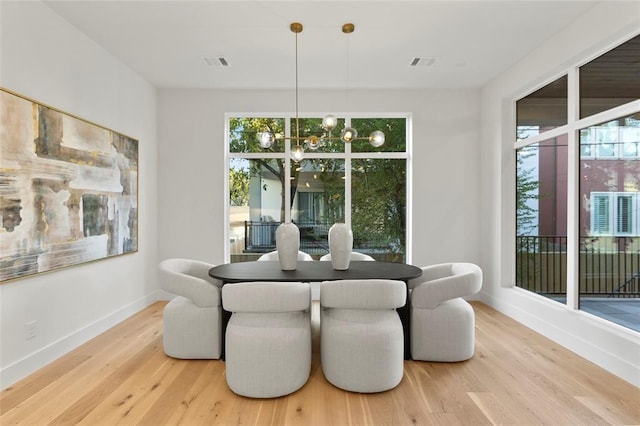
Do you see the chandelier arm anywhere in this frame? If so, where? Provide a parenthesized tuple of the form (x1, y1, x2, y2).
(273, 135, 311, 141)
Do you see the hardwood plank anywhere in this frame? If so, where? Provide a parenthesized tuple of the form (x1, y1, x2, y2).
(161, 360, 234, 425)
(1, 311, 163, 425)
(1, 301, 638, 426)
(50, 333, 165, 425)
(136, 360, 218, 425)
(1, 304, 162, 417)
(575, 395, 640, 425)
(467, 391, 525, 425)
(470, 307, 612, 424)
(393, 367, 439, 424)
(74, 348, 187, 425)
(417, 363, 492, 424)
(0, 354, 91, 414)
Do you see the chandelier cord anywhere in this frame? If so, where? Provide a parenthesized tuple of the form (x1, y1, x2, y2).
(346, 29, 350, 112)
(295, 30, 300, 144)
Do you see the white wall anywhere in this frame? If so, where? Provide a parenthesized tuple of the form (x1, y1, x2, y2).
(479, 1, 640, 387)
(157, 88, 481, 268)
(0, 1, 158, 389)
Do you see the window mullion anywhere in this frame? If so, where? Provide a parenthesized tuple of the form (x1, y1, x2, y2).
(224, 115, 231, 262)
(566, 66, 579, 310)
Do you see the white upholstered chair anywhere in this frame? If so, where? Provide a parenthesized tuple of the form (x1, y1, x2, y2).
(222, 281, 312, 398)
(408, 262, 482, 362)
(320, 279, 406, 393)
(159, 258, 222, 359)
(258, 250, 313, 261)
(319, 252, 375, 261)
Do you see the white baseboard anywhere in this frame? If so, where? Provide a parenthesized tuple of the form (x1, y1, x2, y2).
(0, 291, 160, 390)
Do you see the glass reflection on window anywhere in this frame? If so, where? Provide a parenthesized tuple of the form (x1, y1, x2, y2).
(580, 34, 640, 118)
(516, 76, 567, 140)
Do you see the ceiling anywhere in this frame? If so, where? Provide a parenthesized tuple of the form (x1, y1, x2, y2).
(43, 0, 601, 90)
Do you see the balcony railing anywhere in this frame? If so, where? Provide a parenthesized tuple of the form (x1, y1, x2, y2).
(516, 236, 640, 297)
(237, 220, 406, 263)
(244, 221, 331, 254)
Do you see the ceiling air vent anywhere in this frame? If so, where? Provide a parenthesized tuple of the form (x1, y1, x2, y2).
(409, 57, 436, 67)
(202, 56, 230, 67)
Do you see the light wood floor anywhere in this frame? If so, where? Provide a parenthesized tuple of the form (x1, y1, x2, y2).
(1, 301, 639, 425)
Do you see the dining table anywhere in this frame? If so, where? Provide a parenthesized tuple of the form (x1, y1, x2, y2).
(209, 260, 423, 360)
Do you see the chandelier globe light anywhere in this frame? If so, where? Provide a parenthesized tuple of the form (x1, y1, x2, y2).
(322, 115, 338, 132)
(257, 22, 386, 162)
(258, 131, 275, 148)
(291, 144, 305, 162)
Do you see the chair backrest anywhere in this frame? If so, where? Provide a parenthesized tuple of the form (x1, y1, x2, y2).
(319, 252, 375, 262)
(160, 258, 216, 282)
(222, 281, 311, 313)
(159, 258, 221, 307)
(410, 262, 482, 309)
(320, 279, 406, 310)
(258, 250, 313, 262)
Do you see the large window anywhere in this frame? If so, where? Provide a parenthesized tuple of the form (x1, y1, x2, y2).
(514, 34, 640, 331)
(226, 115, 410, 263)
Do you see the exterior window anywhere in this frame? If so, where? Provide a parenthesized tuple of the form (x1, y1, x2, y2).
(227, 115, 410, 263)
(580, 118, 640, 160)
(589, 192, 639, 236)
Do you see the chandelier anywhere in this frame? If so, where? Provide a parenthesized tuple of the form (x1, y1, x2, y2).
(258, 22, 386, 162)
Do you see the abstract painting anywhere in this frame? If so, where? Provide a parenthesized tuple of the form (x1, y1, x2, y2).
(0, 88, 138, 282)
